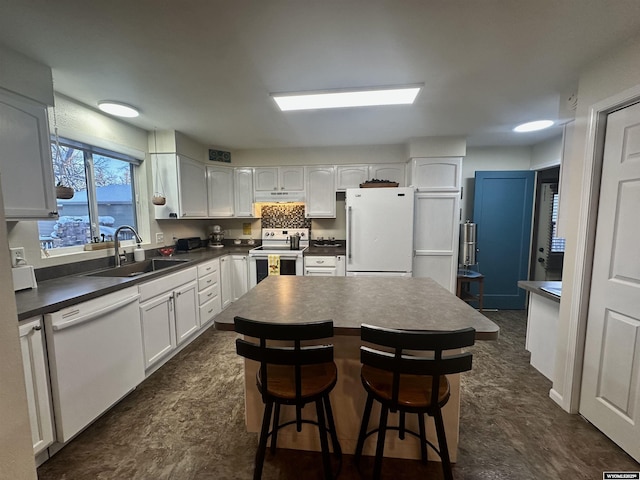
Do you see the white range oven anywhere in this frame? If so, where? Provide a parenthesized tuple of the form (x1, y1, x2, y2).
(248, 228, 309, 288)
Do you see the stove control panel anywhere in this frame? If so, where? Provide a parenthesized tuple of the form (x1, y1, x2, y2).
(261, 228, 309, 242)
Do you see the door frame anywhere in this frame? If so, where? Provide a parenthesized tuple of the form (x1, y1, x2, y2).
(554, 84, 640, 413)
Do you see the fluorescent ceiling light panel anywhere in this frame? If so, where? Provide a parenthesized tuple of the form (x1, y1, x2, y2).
(98, 101, 140, 118)
(513, 120, 554, 132)
(272, 86, 421, 111)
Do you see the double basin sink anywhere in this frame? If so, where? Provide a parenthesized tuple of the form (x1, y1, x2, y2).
(86, 258, 191, 278)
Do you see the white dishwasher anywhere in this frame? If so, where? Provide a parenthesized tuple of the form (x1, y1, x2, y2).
(44, 286, 144, 442)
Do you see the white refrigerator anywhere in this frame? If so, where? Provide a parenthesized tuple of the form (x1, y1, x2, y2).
(346, 187, 414, 276)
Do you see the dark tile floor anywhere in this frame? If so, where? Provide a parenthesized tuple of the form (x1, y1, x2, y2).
(37, 310, 639, 479)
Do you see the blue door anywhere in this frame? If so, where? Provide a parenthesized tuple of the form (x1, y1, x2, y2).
(473, 171, 535, 309)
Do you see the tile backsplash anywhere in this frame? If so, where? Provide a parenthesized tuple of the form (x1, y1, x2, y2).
(260, 204, 311, 229)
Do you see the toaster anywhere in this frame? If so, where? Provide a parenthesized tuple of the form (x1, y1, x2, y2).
(176, 237, 202, 251)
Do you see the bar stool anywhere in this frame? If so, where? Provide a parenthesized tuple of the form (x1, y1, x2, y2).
(234, 316, 342, 480)
(354, 324, 475, 480)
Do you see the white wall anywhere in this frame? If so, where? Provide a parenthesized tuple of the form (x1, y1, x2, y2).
(460, 146, 532, 222)
(531, 134, 562, 171)
(232, 144, 405, 166)
(553, 32, 640, 409)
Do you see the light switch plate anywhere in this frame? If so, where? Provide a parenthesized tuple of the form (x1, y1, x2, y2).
(156, 233, 164, 244)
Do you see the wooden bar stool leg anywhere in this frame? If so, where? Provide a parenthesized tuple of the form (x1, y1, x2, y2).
(433, 408, 453, 480)
(255, 401, 274, 480)
(354, 393, 374, 463)
(399, 411, 406, 439)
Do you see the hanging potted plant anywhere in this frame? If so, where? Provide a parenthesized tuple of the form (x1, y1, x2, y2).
(55, 181, 74, 199)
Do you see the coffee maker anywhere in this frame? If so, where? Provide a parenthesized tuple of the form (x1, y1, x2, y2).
(209, 225, 224, 248)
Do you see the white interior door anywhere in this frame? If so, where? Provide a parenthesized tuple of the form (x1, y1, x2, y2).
(580, 101, 640, 461)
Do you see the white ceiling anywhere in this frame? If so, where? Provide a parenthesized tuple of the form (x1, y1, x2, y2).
(1, 0, 640, 150)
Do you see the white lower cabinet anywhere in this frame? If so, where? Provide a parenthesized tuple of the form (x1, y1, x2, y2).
(231, 255, 249, 301)
(19, 317, 54, 456)
(305, 255, 346, 276)
(220, 255, 249, 308)
(197, 259, 222, 326)
(139, 267, 198, 369)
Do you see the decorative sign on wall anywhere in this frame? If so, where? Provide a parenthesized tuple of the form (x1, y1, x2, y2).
(208, 149, 231, 163)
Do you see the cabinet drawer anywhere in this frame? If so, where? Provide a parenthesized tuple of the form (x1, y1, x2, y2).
(198, 284, 219, 305)
(199, 297, 221, 325)
(198, 272, 218, 292)
(305, 256, 336, 267)
(197, 259, 219, 277)
(139, 267, 197, 302)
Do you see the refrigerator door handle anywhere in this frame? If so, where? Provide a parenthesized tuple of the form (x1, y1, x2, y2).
(348, 206, 353, 261)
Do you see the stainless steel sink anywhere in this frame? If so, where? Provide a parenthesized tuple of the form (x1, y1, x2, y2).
(86, 258, 191, 278)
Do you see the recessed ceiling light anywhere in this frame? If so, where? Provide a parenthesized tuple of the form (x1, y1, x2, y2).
(98, 101, 140, 118)
(513, 120, 554, 132)
(272, 85, 422, 111)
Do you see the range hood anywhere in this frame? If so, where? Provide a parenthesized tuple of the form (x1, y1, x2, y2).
(254, 190, 306, 203)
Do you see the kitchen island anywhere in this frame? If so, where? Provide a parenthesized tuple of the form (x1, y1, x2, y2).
(214, 275, 499, 461)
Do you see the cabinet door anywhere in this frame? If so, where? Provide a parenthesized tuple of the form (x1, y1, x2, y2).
(413, 192, 460, 292)
(207, 165, 234, 217)
(152, 153, 181, 219)
(305, 166, 336, 218)
(279, 166, 305, 191)
(178, 155, 208, 217)
(254, 167, 279, 191)
(336, 165, 368, 190)
(174, 281, 199, 344)
(220, 256, 232, 309)
(369, 164, 406, 186)
(19, 317, 54, 455)
(140, 293, 176, 369)
(336, 255, 346, 276)
(0, 89, 57, 219)
(231, 255, 249, 301)
(234, 168, 254, 217)
(410, 157, 462, 191)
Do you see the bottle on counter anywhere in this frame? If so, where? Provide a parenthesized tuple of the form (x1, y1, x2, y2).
(134, 244, 145, 262)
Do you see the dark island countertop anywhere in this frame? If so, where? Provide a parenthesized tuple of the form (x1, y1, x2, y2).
(15, 246, 253, 321)
(215, 275, 499, 340)
(517, 280, 562, 303)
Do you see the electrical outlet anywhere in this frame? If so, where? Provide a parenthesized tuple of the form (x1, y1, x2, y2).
(156, 233, 164, 244)
(10, 247, 26, 267)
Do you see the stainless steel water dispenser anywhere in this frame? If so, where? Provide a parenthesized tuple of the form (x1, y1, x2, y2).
(460, 220, 477, 267)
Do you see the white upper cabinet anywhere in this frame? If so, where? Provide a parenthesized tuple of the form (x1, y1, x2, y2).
(369, 163, 406, 186)
(153, 153, 207, 219)
(0, 88, 57, 219)
(254, 166, 304, 191)
(336, 164, 406, 190)
(408, 157, 462, 191)
(336, 166, 368, 190)
(234, 167, 254, 217)
(305, 166, 336, 218)
(207, 165, 234, 217)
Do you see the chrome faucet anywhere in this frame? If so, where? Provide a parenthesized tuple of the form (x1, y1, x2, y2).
(114, 225, 143, 267)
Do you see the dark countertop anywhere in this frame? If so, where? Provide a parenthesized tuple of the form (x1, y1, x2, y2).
(15, 246, 253, 321)
(517, 280, 562, 303)
(215, 276, 499, 340)
(304, 244, 346, 256)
